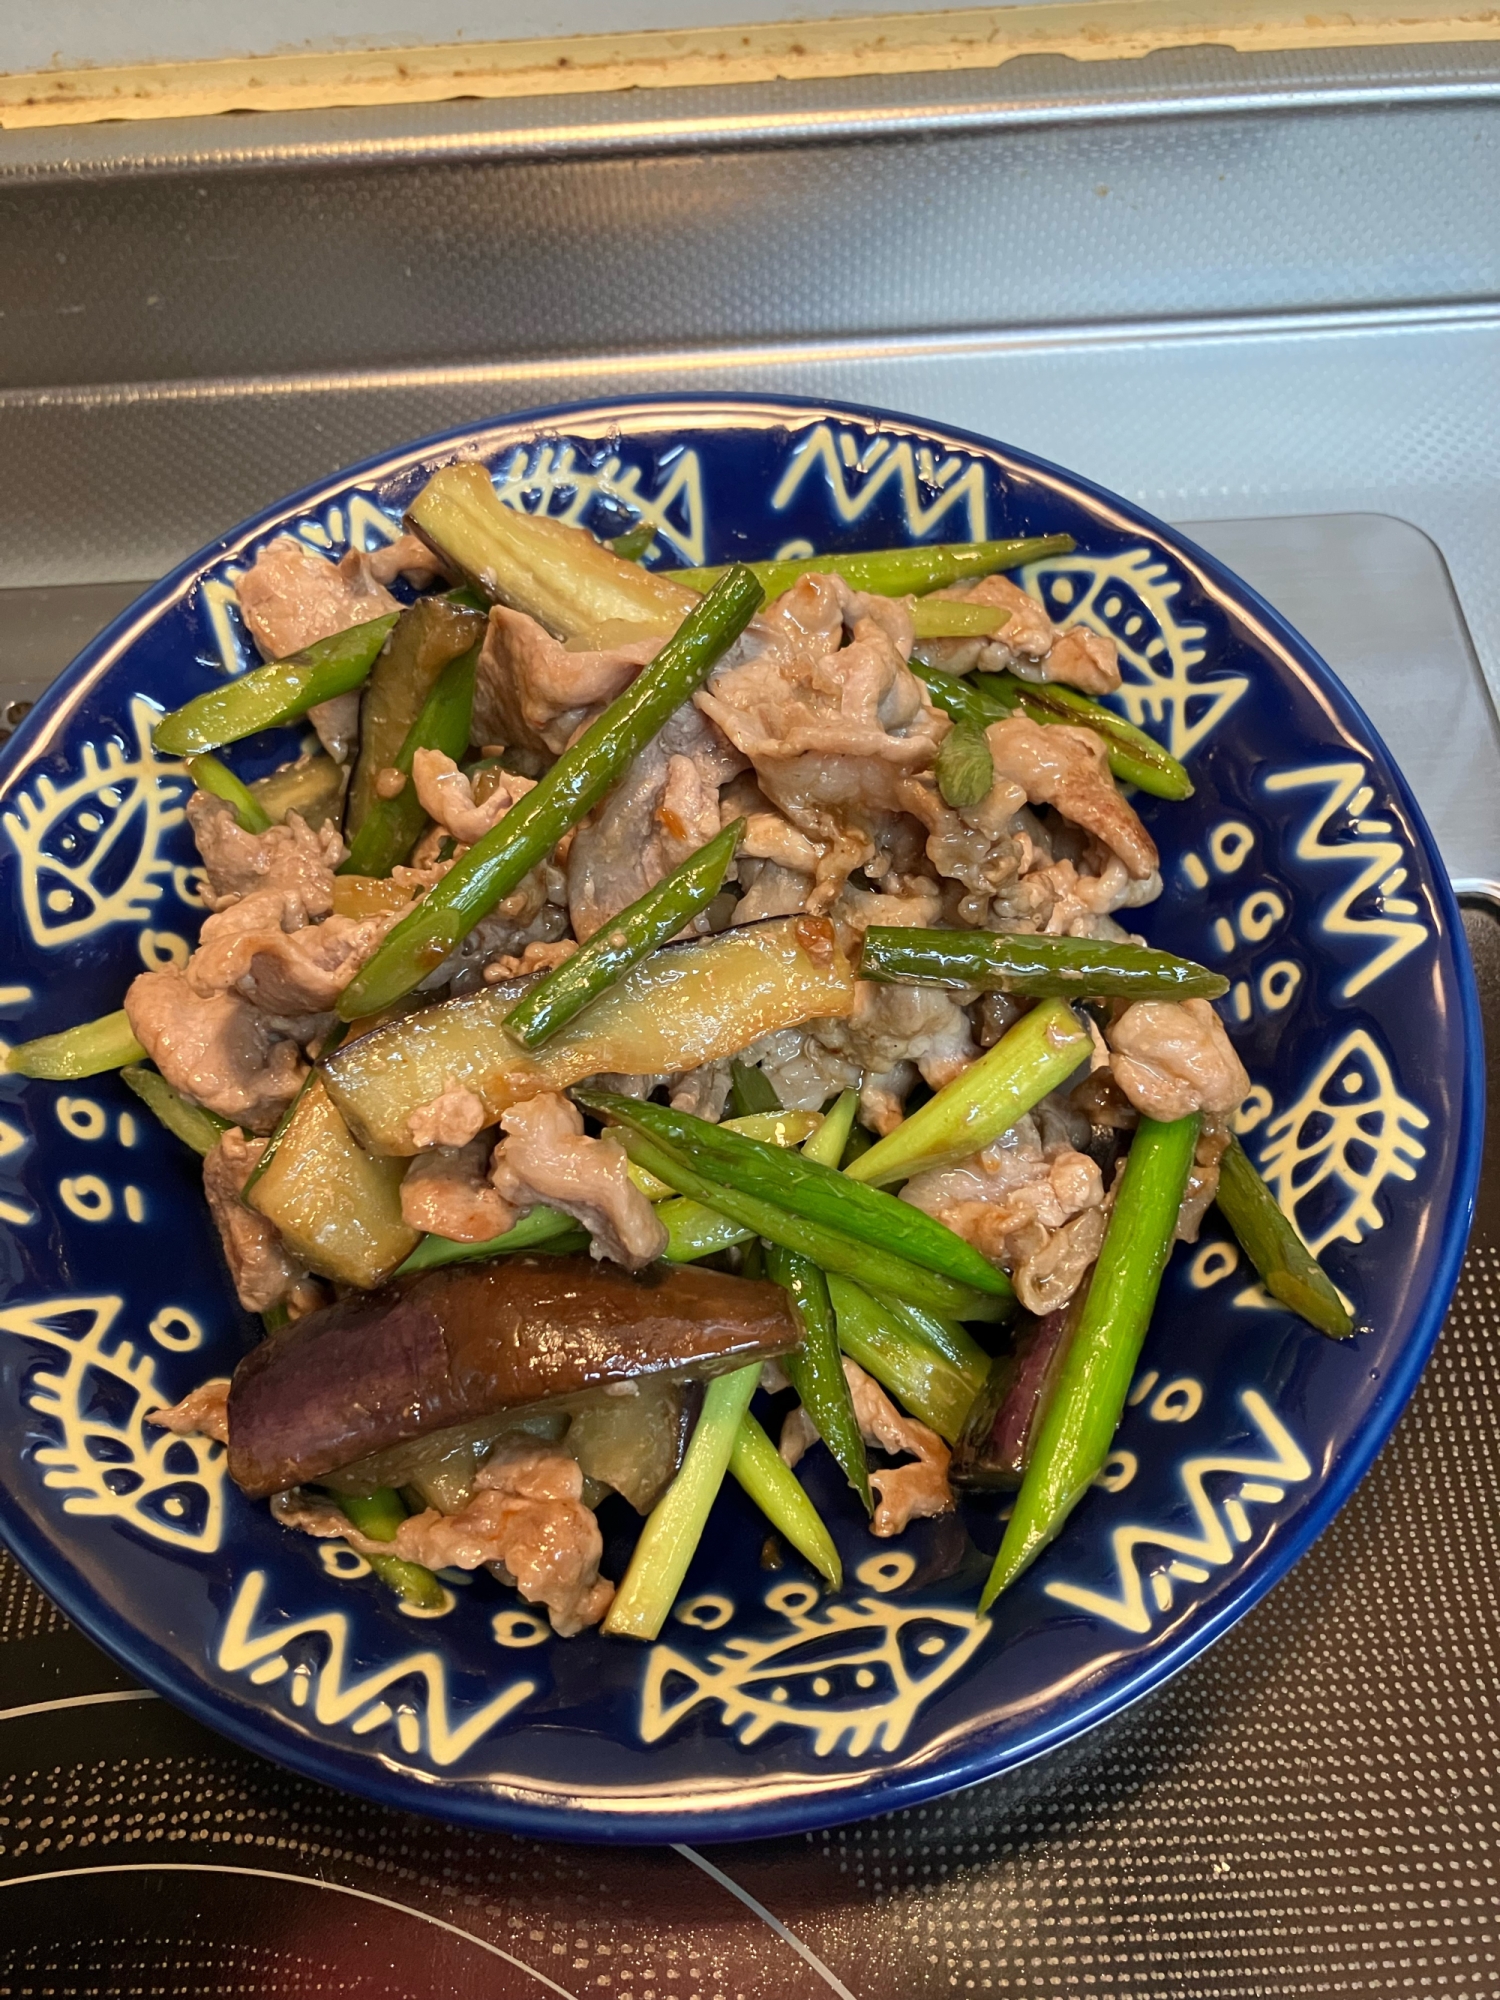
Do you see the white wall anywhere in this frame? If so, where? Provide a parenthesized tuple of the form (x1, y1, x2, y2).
(4, 1, 980, 75)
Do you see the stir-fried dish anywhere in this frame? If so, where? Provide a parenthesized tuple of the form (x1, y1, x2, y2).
(7, 465, 1352, 1641)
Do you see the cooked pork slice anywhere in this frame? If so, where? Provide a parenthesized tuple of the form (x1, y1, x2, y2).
(831, 874, 945, 945)
(400, 1140, 517, 1242)
(718, 775, 821, 922)
(149, 1378, 231, 1446)
(898, 1130, 1103, 1248)
(755, 566, 852, 657)
(187, 793, 345, 914)
(667, 1060, 734, 1124)
(910, 767, 1160, 937)
(985, 717, 1157, 880)
(943, 575, 1056, 663)
(469, 1438, 613, 1635)
(919, 575, 1122, 695)
(1107, 999, 1251, 1123)
(589, 1070, 664, 1102)
(735, 1025, 862, 1114)
(125, 970, 306, 1132)
(235, 535, 401, 762)
(856, 1063, 919, 1136)
(235, 533, 399, 663)
(695, 574, 948, 911)
(778, 1402, 820, 1467)
(906, 779, 1034, 930)
(725, 933, 969, 1133)
(1068, 1064, 1140, 1132)
(406, 1082, 491, 1150)
(1010, 1206, 1110, 1317)
(845, 1358, 955, 1537)
(185, 887, 401, 1016)
(235, 911, 399, 1016)
(885, 995, 974, 1087)
(813, 980, 978, 1135)
(567, 704, 745, 942)
(1022, 853, 1165, 938)
(976, 990, 1028, 1048)
(474, 604, 659, 756)
(488, 1091, 667, 1270)
(275, 1437, 614, 1636)
(733, 859, 816, 923)
(304, 693, 364, 767)
(902, 1112, 1107, 1315)
(360, 532, 446, 590)
(450, 865, 571, 983)
(781, 1358, 954, 1537)
(1034, 625, 1122, 696)
(202, 1129, 308, 1312)
(1177, 1118, 1232, 1242)
(402, 768, 569, 989)
(739, 808, 823, 876)
(411, 750, 536, 849)
(483, 939, 579, 983)
(719, 773, 822, 883)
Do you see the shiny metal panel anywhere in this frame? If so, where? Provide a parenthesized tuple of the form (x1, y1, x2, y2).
(1183, 513, 1500, 888)
(0, 44, 1496, 739)
(2, 94, 1498, 392)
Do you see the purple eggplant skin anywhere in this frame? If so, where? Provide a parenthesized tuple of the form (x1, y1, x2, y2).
(950, 1305, 1077, 1489)
(227, 1253, 799, 1499)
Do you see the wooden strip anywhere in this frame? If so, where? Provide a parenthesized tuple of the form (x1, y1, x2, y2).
(2, 2, 1498, 131)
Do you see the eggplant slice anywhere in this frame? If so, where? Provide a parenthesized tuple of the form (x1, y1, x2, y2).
(227, 1252, 799, 1497)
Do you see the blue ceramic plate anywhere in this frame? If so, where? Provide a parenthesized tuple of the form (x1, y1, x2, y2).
(0, 395, 1480, 1841)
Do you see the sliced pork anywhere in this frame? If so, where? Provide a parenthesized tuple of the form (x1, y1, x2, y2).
(236, 534, 398, 663)
(125, 970, 307, 1131)
(919, 574, 1122, 696)
(187, 793, 344, 915)
(149, 1378, 231, 1447)
(903, 714, 1160, 935)
(780, 1357, 954, 1537)
(667, 1060, 734, 1124)
(902, 1109, 1108, 1316)
(474, 604, 659, 756)
(488, 1091, 666, 1269)
(567, 704, 745, 942)
(1177, 1117, 1232, 1242)
(400, 1139, 515, 1242)
(406, 1082, 490, 1150)
(1106, 999, 1251, 1122)
(696, 574, 948, 912)
(411, 751, 535, 850)
(984, 717, 1157, 882)
(361, 533, 446, 590)
(811, 980, 978, 1135)
(733, 860, 817, 923)
(483, 939, 578, 983)
(275, 1435, 614, 1636)
(185, 888, 400, 1017)
(201, 1129, 309, 1312)
(735, 1024, 863, 1114)
(234, 535, 401, 761)
(403, 758, 570, 980)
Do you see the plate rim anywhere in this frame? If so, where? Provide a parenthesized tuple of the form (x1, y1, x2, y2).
(0, 388, 1482, 1843)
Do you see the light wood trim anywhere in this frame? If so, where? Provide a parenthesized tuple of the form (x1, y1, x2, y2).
(2, 2, 1497, 131)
